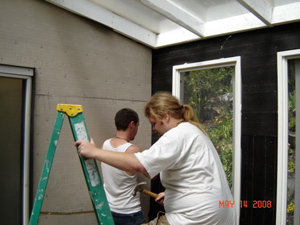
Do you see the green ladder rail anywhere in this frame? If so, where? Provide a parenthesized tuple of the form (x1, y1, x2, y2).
(29, 104, 114, 225)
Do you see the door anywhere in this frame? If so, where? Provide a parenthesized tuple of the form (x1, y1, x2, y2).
(0, 65, 33, 225)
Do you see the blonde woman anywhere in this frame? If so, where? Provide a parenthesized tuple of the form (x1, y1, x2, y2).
(76, 92, 236, 225)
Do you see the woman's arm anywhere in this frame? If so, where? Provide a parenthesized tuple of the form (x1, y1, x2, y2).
(75, 139, 147, 174)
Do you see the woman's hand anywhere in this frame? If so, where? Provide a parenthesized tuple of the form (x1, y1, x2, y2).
(155, 192, 165, 206)
(75, 138, 98, 159)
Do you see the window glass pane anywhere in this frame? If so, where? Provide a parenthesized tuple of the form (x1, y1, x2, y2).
(0, 77, 23, 224)
(287, 59, 296, 225)
(181, 67, 234, 189)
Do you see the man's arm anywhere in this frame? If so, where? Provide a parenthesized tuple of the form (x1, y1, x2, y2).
(126, 145, 142, 154)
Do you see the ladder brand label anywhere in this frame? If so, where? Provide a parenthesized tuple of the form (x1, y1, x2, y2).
(74, 122, 88, 141)
(85, 159, 101, 187)
(74, 122, 100, 187)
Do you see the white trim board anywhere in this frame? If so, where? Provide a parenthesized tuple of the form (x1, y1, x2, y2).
(277, 50, 300, 225)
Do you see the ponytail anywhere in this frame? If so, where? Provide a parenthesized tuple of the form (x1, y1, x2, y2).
(183, 105, 208, 136)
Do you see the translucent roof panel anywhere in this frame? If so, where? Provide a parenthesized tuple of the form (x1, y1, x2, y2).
(46, 0, 300, 48)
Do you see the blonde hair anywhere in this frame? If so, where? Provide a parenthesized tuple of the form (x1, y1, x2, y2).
(144, 92, 208, 135)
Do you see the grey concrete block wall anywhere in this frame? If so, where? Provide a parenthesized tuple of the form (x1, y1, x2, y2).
(1, 0, 152, 224)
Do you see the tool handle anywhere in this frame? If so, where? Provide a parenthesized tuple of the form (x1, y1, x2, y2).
(142, 189, 159, 199)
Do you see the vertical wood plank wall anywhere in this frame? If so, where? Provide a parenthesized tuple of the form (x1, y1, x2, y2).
(152, 22, 300, 224)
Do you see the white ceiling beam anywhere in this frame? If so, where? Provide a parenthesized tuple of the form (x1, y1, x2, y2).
(272, 2, 300, 25)
(236, 0, 273, 26)
(45, 0, 157, 48)
(138, 0, 205, 38)
(205, 13, 266, 38)
(156, 28, 200, 48)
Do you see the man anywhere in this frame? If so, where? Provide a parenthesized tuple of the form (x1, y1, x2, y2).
(101, 108, 145, 225)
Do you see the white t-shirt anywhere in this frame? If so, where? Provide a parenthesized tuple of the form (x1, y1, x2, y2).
(101, 139, 141, 214)
(135, 122, 236, 225)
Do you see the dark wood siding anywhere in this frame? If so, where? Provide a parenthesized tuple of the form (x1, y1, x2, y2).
(151, 22, 300, 224)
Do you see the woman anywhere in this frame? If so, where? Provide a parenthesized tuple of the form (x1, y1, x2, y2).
(76, 92, 236, 225)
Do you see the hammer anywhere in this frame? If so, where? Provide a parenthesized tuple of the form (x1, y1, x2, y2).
(133, 181, 159, 199)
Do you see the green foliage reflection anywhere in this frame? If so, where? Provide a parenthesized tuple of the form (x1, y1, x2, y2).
(183, 67, 233, 189)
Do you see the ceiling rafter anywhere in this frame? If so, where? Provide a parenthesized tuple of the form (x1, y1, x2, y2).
(45, 0, 300, 49)
(46, 0, 157, 47)
(236, 0, 273, 26)
(138, 0, 205, 38)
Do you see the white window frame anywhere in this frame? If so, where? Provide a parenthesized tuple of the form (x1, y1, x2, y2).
(277, 49, 300, 225)
(172, 56, 242, 223)
(0, 65, 33, 225)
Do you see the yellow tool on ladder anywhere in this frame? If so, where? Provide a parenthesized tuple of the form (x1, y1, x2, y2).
(29, 104, 114, 225)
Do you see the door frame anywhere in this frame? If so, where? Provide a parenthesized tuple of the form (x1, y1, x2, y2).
(172, 56, 242, 223)
(0, 64, 34, 225)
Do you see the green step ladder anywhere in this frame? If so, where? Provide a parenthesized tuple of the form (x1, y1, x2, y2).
(29, 104, 114, 225)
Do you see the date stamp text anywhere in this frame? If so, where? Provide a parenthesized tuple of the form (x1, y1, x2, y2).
(219, 200, 272, 208)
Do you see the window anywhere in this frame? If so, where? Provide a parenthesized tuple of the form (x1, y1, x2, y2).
(0, 65, 33, 225)
(277, 50, 300, 225)
(172, 57, 241, 222)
